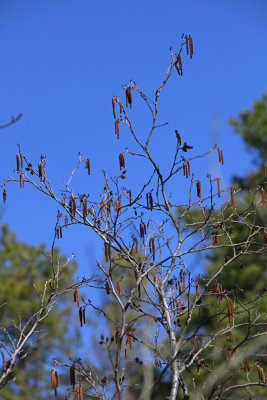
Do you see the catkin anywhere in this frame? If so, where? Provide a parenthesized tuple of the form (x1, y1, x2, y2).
(105, 281, 110, 295)
(183, 271, 186, 288)
(16, 154, 20, 170)
(220, 149, 224, 165)
(115, 118, 120, 139)
(133, 238, 138, 253)
(82, 197, 87, 222)
(187, 161, 190, 176)
(189, 35, 193, 58)
(243, 358, 250, 372)
(19, 150, 23, 168)
(117, 280, 122, 296)
(126, 87, 132, 109)
(72, 196, 76, 217)
(255, 361, 265, 383)
(38, 163, 43, 181)
(227, 298, 234, 323)
(83, 308, 85, 324)
(217, 147, 221, 162)
(3, 188, 7, 203)
(196, 180, 201, 198)
(85, 159, 90, 175)
(259, 367, 265, 383)
(178, 280, 182, 295)
(51, 368, 57, 396)
(177, 54, 183, 75)
(119, 153, 125, 170)
(116, 327, 120, 343)
(202, 207, 208, 220)
(149, 237, 155, 260)
(112, 98, 116, 119)
(104, 242, 110, 262)
(185, 35, 189, 55)
(79, 307, 83, 327)
(230, 187, 235, 208)
(70, 363, 75, 388)
(74, 288, 80, 308)
(77, 384, 83, 400)
(196, 282, 200, 297)
(20, 172, 24, 188)
(1, 350, 6, 370)
(175, 130, 182, 145)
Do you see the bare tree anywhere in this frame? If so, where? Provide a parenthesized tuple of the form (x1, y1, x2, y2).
(2, 35, 266, 399)
(0, 217, 94, 393)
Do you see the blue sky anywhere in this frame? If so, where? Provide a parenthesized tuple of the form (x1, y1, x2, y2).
(1, 0, 267, 280)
